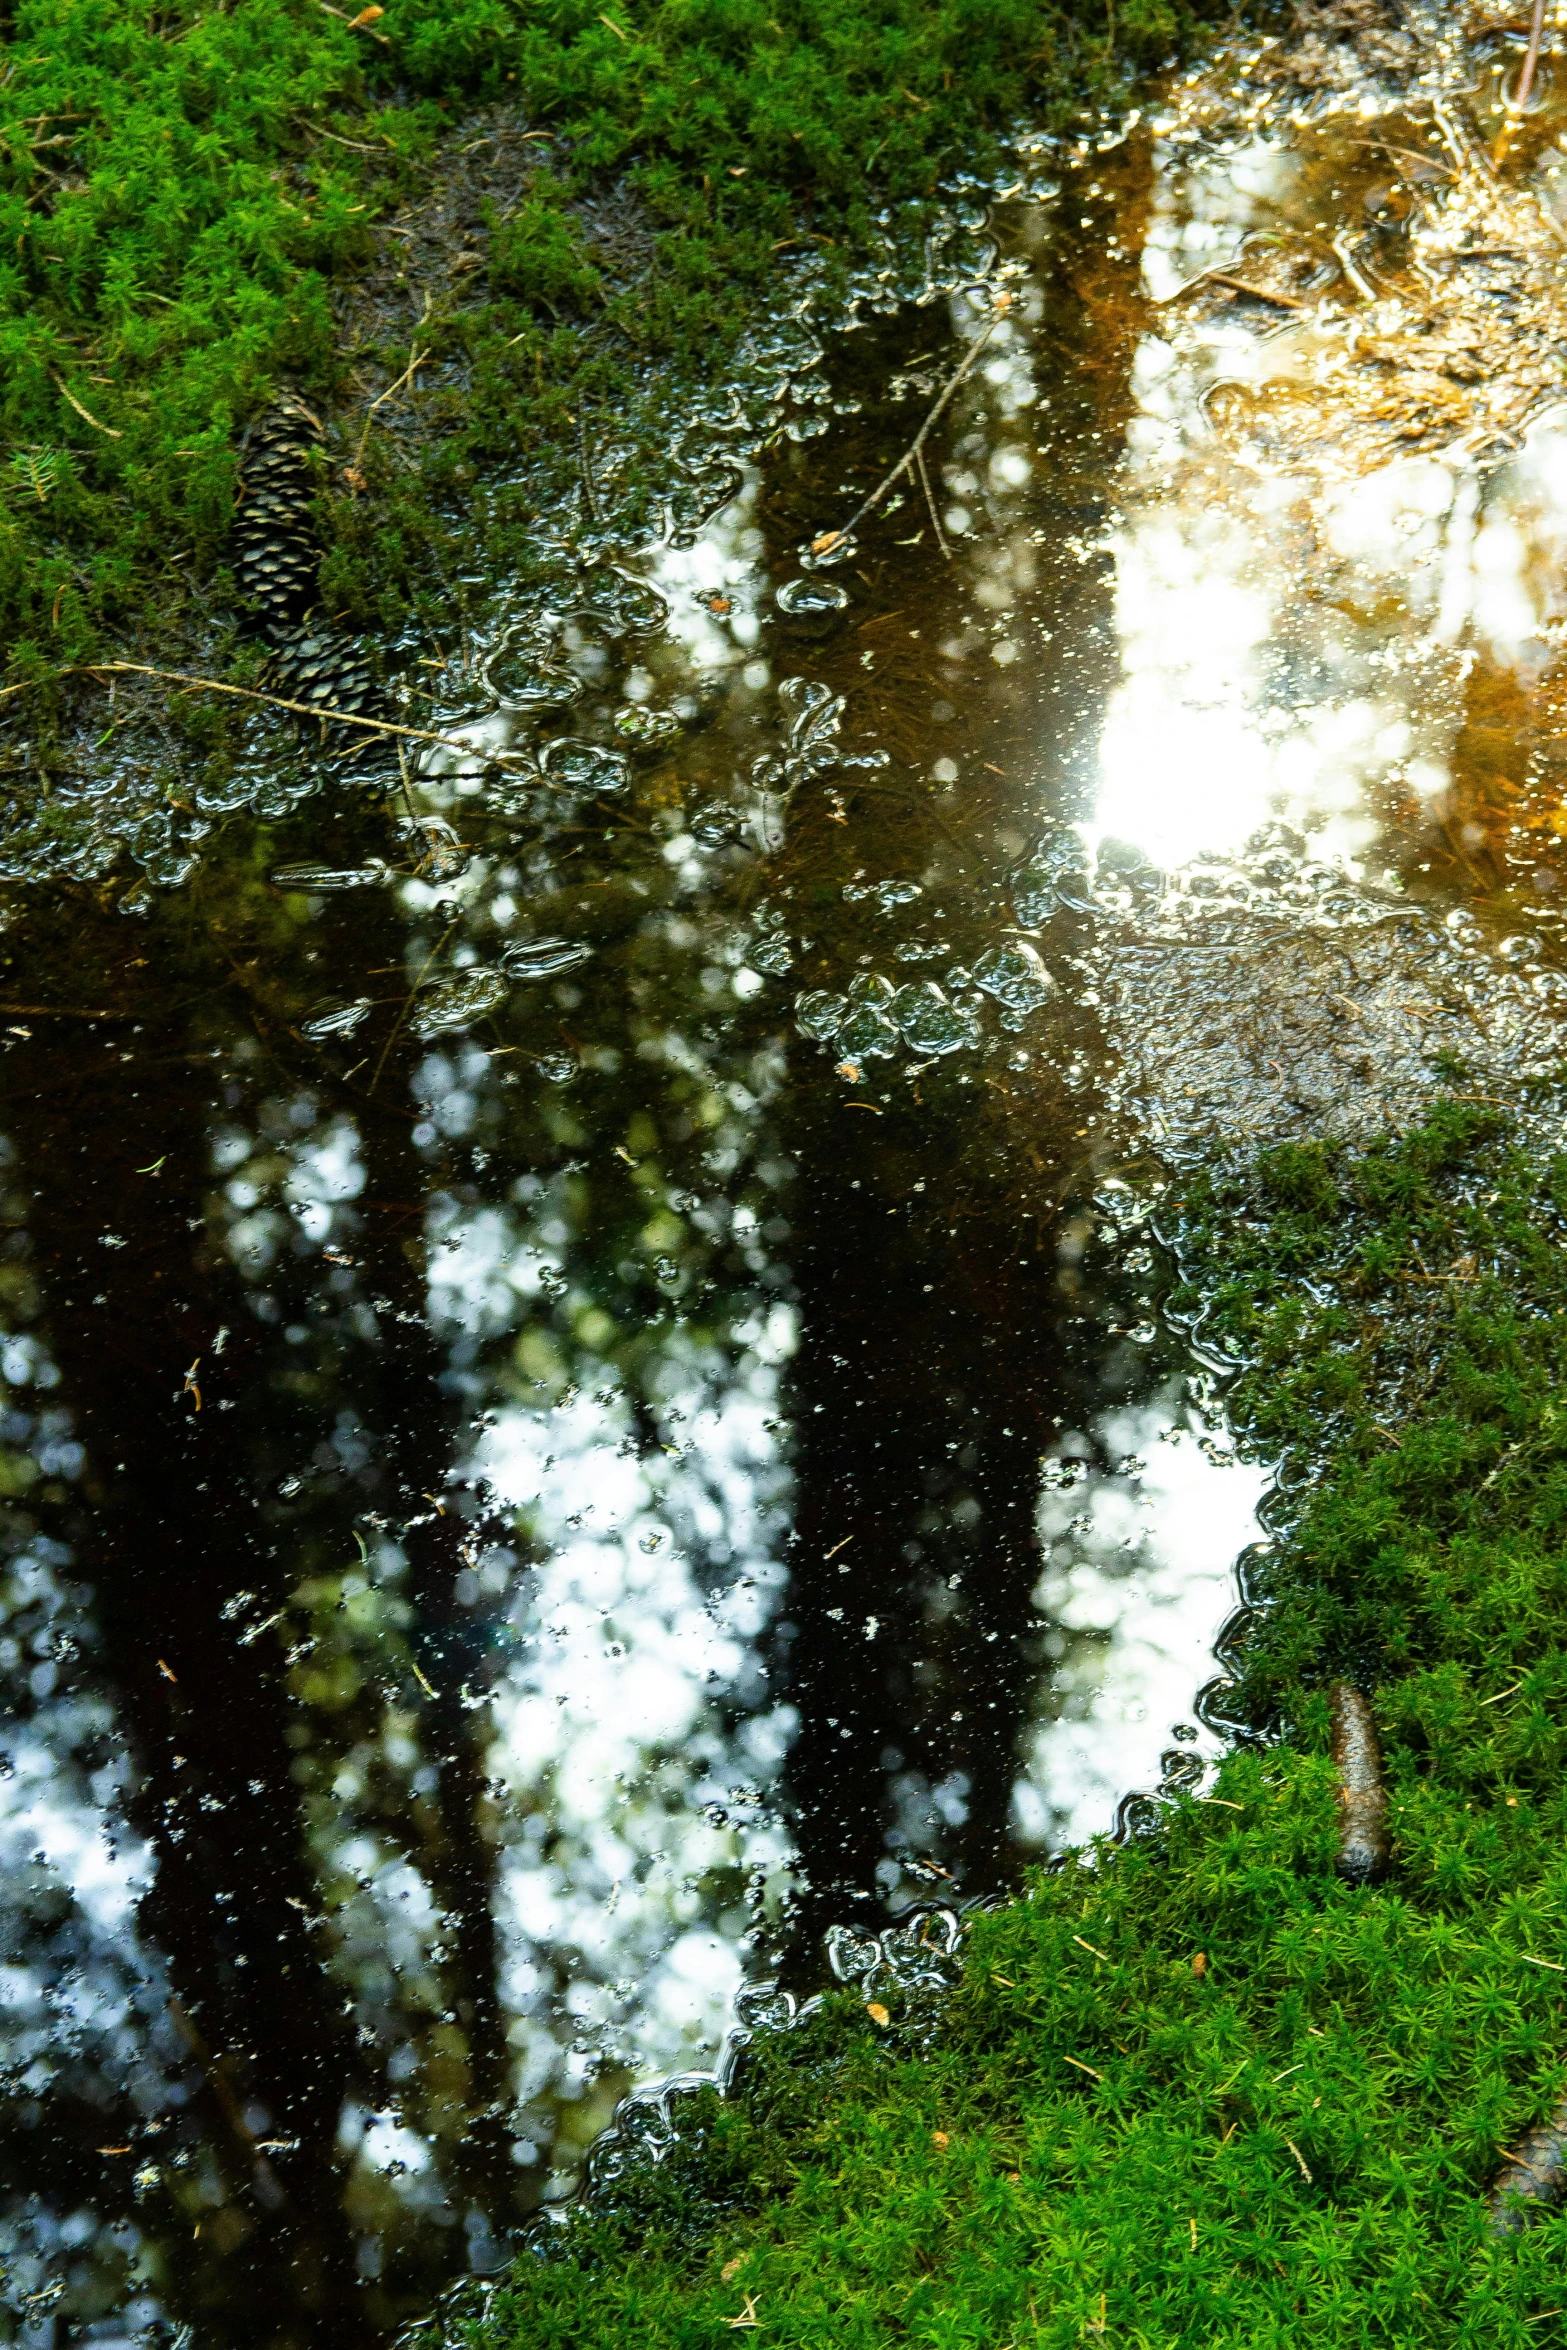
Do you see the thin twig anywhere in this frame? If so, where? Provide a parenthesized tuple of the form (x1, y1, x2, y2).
(577, 413, 605, 525)
(1203, 271, 1308, 311)
(1515, 0, 1549, 112)
(395, 735, 422, 826)
(314, 0, 390, 43)
(49, 661, 548, 773)
(813, 305, 1005, 557)
(915, 440, 950, 559)
(356, 305, 432, 466)
(0, 1001, 128, 1019)
(368, 915, 460, 1095)
(303, 120, 392, 152)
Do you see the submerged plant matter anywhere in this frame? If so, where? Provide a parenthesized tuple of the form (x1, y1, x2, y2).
(429, 1101, 1567, 2344)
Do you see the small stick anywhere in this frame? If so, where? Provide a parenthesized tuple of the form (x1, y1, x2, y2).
(1514, 0, 1549, 113)
(356, 308, 431, 466)
(915, 441, 950, 559)
(577, 413, 605, 525)
(0, 1001, 127, 1019)
(1331, 1683, 1390, 1885)
(82, 662, 543, 773)
(1202, 271, 1307, 312)
(1488, 2099, 1567, 2233)
(812, 305, 1005, 557)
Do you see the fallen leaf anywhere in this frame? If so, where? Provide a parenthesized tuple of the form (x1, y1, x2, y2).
(866, 2001, 890, 2027)
(931, 2130, 950, 2148)
(721, 2255, 745, 2283)
(348, 5, 385, 22)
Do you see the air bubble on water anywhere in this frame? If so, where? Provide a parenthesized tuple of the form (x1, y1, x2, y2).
(501, 937, 594, 980)
(891, 982, 978, 1056)
(836, 1004, 901, 1059)
(972, 941, 1055, 1013)
(277, 1476, 303, 1498)
(540, 738, 632, 794)
(1012, 874, 1056, 927)
(613, 703, 682, 751)
(845, 971, 896, 1009)
(409, 968, 509, 1039)
(777, 677, 844, 751)
(794, 990, 847, 1043)
(572, 566, 670, 637)
(750, 934, 794, 976)
(484, 625, 583, 711)
(301, 998, 374, 1043)
(776, 576, 850, 619)
(538, 1051, 577, 1083)
(270, 861, 392, 893)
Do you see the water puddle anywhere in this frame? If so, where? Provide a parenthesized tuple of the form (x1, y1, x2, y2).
(9, 10, 1567, 2340)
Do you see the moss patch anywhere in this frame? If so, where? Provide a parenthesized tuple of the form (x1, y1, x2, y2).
(2, 0, 1213, 683)
(436, 1100, 1567, 2346)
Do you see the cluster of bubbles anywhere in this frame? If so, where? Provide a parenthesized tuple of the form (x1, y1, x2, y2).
(795, 942, 1055, 1072)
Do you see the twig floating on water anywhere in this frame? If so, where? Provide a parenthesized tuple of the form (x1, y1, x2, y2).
(1331, 1682, 1390, 1885)
(915, 441, 950, 559)
(1202, 271, 1308, 311)
(577, 413, 605, 525)
(1513, 0, 1548, 114)
(812, 303, 1007, 559)
(81, 662, 543, 772)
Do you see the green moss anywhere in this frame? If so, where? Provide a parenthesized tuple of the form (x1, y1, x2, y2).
(438, 1102, 1567, 2346)
(483, 169, 602, 309)
(0, 0, 1217, 680)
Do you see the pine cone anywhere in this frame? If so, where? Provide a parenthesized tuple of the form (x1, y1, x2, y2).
(232, 397, 324, 641)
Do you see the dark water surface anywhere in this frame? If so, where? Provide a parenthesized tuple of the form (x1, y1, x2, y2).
(11, 27, 1567, 2341)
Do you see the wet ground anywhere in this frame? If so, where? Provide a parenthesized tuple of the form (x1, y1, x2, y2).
(11, 10, 1567, 2342)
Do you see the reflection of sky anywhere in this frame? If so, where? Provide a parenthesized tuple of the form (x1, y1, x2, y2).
(471, 1306, 795, 2162)
(0, 1316, 177, 2342)
(1016, 1391, 1267, 1848)
(1091, 136, 1567, 872)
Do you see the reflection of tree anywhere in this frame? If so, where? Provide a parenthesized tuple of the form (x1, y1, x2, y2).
(0, 851, 529, 2337)
(5, 884, 379, 2341)
(750, 157, 1160, 1944)
(774, 1113, 1060, 1944)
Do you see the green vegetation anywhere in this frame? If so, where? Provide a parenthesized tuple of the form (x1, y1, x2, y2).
(1, 0, 1210, 683)
(439, 1099, 1567, 2346)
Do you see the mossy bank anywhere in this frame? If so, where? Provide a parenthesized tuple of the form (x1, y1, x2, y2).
(0, 0, 1207, 694)
(426, 1098, 1567, 2347)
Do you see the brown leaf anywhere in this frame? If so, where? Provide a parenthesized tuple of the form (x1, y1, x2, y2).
(348, 5, 385, 25)
(866, 2001, 890, 2027)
